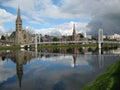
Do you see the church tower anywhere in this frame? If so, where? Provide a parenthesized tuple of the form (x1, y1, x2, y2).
(73, 24, 76, 35)
(72, 24, 77, 41)
(15, 7, 22, 45)
(72, 24, 80, 41)
(13, 6, 32, 46)
(16, 7, 22, 31)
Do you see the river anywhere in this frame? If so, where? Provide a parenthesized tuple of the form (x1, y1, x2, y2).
(0, 47, 120, 90)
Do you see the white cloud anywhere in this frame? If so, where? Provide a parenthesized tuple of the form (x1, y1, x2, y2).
(31, 22, 89, 36)
(1, 0, 120, 35)
(0, 26, 4, 34)
(0, 61, 16, 83)
(0, 0, 90, 23)
(0, 9, 15, 24)
(0, 8, 15, 34)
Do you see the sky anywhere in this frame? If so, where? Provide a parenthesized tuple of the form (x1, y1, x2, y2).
(0, 0, 120, 36)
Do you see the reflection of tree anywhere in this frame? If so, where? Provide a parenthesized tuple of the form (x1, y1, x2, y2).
(1, 56, 6, 61)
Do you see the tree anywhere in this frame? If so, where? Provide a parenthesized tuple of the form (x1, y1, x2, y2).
(52, 37, 59, 41)
(79, 33, 84, 38)
(1, 35, 6, 40)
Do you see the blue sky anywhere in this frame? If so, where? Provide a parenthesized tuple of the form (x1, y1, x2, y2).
(0, 0, 120, 36)
(0, 0, 91, 36)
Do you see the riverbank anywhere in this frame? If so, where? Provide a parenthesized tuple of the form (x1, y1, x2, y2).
(0, 46, 20, 50)
(83, 59, 120, 90)
(0, 43, 119, 50)
(36, 43, 97, 49)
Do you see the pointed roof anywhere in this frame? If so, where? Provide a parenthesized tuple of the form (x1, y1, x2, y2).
(73, 23, 76, 35)
(16, 6, 21, 21)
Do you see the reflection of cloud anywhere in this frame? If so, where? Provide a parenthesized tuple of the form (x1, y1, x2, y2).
(14, 55, 93, 90)
(39, 55, 90, 66)
(0, 60, 16, 83)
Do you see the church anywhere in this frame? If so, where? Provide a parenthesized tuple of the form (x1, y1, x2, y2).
(72, 24, 80, 41)
(9, 7, 34, 46)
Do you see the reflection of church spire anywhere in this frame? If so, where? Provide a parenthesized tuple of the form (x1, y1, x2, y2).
(72, 56, 77, 68)
(16, 63, 23, 88)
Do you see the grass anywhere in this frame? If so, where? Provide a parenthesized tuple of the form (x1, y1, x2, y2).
(31, 44, 98, 49)
(0, 43, 119, 50)
(83, 60, 120, 90)
(0, 46, 21, 50)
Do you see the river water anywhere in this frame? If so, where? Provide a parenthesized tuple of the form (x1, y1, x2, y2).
(0, 47, 120, 90)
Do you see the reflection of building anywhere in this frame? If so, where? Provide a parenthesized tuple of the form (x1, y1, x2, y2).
(72, 56, 77, 68)
(71, 48, 79, 68)
(72, 48, 79, 54)
(109, 48, 120, 54)
(14, 51, 34, 88)
(0, 50, 35, 88)
(72, 24, 80, 41)
(16, 60, 23, 88)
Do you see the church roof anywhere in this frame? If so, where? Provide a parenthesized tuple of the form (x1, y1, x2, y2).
(16, 7, 22, 21)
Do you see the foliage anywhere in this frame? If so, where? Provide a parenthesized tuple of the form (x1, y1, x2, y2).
(1, 35, 6, 40)
(83, 60, 120, 90)
(52, 37, 59, 41)
(0, 46, 20, 50)
(79, 33, 84, 38)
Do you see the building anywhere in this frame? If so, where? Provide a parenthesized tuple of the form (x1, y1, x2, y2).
(9, 7, 34, 46)
(72, 24, 80, 41)
(107, 34, 120, 40)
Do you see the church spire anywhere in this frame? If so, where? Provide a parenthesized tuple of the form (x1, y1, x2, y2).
(16, 6, 21, 21)
(73, 23, 76, 35)
(16, 6, 22, 31)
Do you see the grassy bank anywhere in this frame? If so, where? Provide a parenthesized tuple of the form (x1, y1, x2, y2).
(32, 44, 97, 49)
(83, 59, 120, 90)
(0, 43, 119, 50)
(0, 46, 21, 50)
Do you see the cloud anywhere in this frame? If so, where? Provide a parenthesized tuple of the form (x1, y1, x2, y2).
(83, 0, 120, 35)
(0, 0, 90, 24)
(0, 61, 16, 83)
(31, 22, 88, 36)
(0, 0, 120, 35)
(0, 8, 15, 34)
(0, 26, 4, 34)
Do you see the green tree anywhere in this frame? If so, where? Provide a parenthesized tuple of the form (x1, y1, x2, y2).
(41, 37, 43, 42)
(1, 35, 6, 40)
(80, 34, 84, 38)
(53, 37, 59, 41)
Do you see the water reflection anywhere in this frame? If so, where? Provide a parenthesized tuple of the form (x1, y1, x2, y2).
(0, 50, 35, 89)
(98, 48, 104, 68)
(0, 47, 119, 90)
